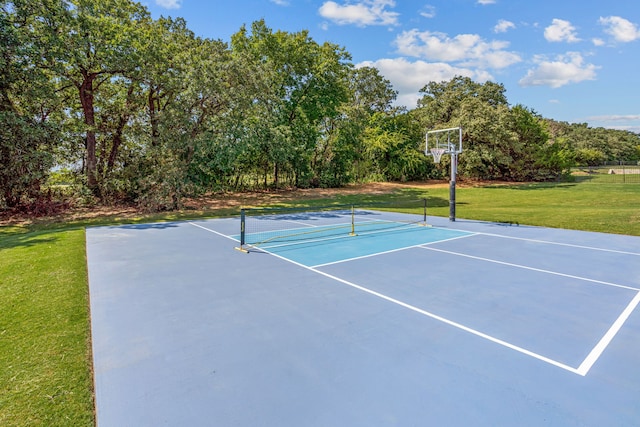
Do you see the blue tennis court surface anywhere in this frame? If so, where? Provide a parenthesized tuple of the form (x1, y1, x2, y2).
(270, 225, 470, 266)
(86, 211, 640, 426)
(237, 219, 472, 266)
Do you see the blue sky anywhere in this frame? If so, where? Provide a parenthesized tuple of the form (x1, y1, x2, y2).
(144, 0, 640, 132)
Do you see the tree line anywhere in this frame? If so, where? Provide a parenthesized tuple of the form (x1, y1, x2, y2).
(2, 0, 639, 212)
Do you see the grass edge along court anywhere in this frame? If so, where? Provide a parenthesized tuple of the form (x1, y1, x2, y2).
(0, 180, 639, 426)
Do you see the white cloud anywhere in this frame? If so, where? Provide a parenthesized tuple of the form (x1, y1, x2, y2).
(270, 0, 290, 5)
(587, 114, 640, 122)
(494, 19, 515, 33)
(318, 0, 399, 27)
(420, 5, 436, 19)
(599, 16, 640, 42)
(592, 38, 605, 46)
(394, 29, 521, 69)
(544, 19, 580, 43)
(604, 125, 640, 132)
(477, 0, 496, 5)
(585, 114, 640, 132)
(357, 57, 492, 107)
(519, 52, 598, 88)
(155, 0, 181, 9)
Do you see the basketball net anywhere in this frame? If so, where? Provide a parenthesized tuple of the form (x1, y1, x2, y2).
(430, 147, 447, 164)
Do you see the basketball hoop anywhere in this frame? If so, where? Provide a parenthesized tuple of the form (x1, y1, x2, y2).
(425, 126, 463, 222)
(430, 147, 446, 164)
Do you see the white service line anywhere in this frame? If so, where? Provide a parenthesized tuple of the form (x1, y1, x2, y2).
(474, 231, 640, 256)
(310, 268, 582, 375)
(256, 244, 583, 376)
(312, 243, 430, 268)
(421, 246, 640, 292)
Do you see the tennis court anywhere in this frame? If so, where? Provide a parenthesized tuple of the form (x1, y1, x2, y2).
(86, 206, 640, 426)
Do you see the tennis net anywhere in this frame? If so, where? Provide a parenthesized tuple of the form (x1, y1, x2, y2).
(235, 199, 428, 252)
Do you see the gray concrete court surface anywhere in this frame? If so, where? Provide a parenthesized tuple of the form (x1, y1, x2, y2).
(86, 214, 640, 426)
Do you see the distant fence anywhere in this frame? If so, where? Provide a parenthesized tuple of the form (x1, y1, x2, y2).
(571, 165, 640, 183)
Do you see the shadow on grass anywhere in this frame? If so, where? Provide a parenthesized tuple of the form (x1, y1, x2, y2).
(0, 230, 59, 252)
(480, 182, 578, 190)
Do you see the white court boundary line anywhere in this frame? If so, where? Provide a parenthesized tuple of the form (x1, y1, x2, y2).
(188, 221, 240, 242)
(420, 245, 640, 376)
(189, 220, 640, 376)
(577, 291, 640, 375)
(256, 245, 593, 376)
(474, 231, 640, 257)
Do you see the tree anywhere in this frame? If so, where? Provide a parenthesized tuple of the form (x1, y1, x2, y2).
(314, 66, 400, 185)
(363, 111, 427, 181)
(416, 77, 571, 181)
(545, 119, 640, 164)
(0, 1, 59, 209)
(418, 76, 508, 127)
(130, 23, 247, 208)
(230, 20, 351, 188)
(37, 0, 150, 195)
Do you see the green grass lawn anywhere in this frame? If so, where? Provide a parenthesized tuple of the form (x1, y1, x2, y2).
(1, 181, 638, 425)
(0, 228, 94, 426)
(426, 182, 640, 235)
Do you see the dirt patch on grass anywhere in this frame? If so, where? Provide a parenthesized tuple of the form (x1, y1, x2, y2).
(182, 181, 448, 210)
(1, 180, 494, 227)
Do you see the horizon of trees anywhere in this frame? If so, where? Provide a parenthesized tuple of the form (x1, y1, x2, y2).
(2, 0, 639, 212)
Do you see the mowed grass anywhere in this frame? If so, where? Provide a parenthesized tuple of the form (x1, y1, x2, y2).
(0, 228, 94, 426)
(0, 181, 638, 425)
(451, 182, 640, 235)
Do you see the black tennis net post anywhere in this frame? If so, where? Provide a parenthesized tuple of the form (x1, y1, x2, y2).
(423, 198, 427, 225)
(235, 209, 248, 253)
(350, 204, 356, 236)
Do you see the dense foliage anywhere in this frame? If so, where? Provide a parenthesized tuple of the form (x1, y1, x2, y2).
(2, 0, 639, 211)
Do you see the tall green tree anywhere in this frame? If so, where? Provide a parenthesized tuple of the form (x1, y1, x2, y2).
(231, 20, 351, 188)
(38, 0, 150, 194)
(545, 119, 640, 164)
(363, 111, 427, 181)
(0, 1, 59, 208)
(313, 66, 399, 185)
(416, 76, 570, 181)
(418, 76, 508, 128)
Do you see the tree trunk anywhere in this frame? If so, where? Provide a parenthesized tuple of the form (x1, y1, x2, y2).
(273, 162, 279, 188)
(107, 85, 136, 171)
(148, 86, 159, 147)
(79, 72, 98, 194)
